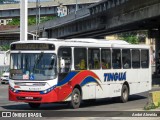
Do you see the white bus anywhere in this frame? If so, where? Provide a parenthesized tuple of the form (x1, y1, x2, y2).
(9, 38, 151, 109)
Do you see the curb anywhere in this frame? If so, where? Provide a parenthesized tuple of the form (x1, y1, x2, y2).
(152, 85, 160, 88)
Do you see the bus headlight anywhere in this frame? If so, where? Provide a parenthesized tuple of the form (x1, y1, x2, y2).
(40, 86, 55, 94)
(9, 86, 19, 93)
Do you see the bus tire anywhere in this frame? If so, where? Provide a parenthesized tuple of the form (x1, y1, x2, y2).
(120, 85, 129, 103)
(70, 88, 81, 109)
(28, 103, 41, 109)
(1, 82, 4, 84)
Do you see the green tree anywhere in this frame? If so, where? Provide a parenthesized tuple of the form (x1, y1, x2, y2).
(121, 35, 139, 44)
(0, 45, 10, 51)
(7, 18, 20, 25)
(118, 32, 139, 44)
(8, 16, 57, 26)
(118, 31, 147, 44)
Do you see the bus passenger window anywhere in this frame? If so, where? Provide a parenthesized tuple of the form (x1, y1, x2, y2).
(58, 47, 72, 73)
(88, 48, 100, 69)
(141, 50, 149, 68)
(101, 49, 111, 69)
(112, 49, 121, 69)
(132, 49, 140, 68)
(122, 49, 131, 69)
(74, 48, 87, 70)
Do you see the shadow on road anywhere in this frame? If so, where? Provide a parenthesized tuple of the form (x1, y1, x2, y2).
(80, 95, 146, 108)
(1, 94, 146, 110)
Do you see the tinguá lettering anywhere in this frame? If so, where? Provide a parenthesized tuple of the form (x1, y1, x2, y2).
(104, 72, 126, 81)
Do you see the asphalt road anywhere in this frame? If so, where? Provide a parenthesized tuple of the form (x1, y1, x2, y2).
(0, 84, 160, 119)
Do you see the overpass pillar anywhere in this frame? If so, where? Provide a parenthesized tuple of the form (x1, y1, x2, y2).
(20, 0, 28, 41)
(156, 29, 160, 75)
(148, 29, 160, 75)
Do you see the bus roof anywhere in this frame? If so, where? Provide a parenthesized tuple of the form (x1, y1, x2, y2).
(11, 38, 150, 49)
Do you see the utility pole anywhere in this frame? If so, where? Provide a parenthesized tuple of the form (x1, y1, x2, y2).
(76, 0, 78, 12)
(36, 0, 38, 40)
(20, 0, 28, 41)
(39, 0, 41, 24)
(75, 0, 78, 18)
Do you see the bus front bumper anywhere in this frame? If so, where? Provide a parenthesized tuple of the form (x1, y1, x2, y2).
(9, 88, 58, 103)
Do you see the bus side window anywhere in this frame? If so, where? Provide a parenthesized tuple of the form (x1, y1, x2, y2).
(132, 49, 140, 68)
(101, 49, 111, 69)
(74, 48, 87, 70)
(58, 47, 72, 73)
(122, 49, 131, 69)
(112, 49, 121, 69)
(141, 50, 149, 68)
(88, 48, 100, 69)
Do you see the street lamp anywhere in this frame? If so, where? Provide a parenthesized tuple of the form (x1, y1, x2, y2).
(36, 0, 40, 40)
(35, 0, 38, 40)
(39, 5, 41, 24)
(75, 0, 78, 15)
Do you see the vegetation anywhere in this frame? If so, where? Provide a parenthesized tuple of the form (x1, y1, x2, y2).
(8, 16, 57, 26)
(120, 35, 139, 44)
(0, 45, 10, 51)
(118, 31, 147, 44)
(7, 18, 20, 25)
(144, 102, 160, 110)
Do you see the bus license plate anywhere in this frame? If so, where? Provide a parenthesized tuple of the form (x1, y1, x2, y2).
(25, 97, 33, 100)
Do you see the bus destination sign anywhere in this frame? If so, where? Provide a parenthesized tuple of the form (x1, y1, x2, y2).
(11, 43, 55, 50)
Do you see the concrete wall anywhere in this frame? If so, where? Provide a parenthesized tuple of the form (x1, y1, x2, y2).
(0, 51, 10, 65)
(0, 51, 5, 66)
(0, 51, 9, 75)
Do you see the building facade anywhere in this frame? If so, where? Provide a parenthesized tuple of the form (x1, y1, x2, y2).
(0, 19, 12, 25)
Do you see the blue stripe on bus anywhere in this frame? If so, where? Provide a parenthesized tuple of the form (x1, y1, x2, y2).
(80, 76, 98, 87)
(57, 71, 78, 86)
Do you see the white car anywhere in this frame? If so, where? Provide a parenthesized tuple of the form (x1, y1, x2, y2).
(1, 70, 10, 84)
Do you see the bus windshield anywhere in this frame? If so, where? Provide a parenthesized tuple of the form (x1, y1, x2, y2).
(10, 53, 57, 80)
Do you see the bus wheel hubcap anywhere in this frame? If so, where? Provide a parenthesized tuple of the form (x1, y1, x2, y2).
(123, 89, 127, 100)
(73, 93, 79, 104)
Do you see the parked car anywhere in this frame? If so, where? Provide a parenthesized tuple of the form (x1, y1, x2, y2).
(1, 69, 10, 84)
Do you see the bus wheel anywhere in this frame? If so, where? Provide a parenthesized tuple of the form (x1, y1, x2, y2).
(70, 88, 81, 109)
(28, 103, 41, 109)
(120, 85, 129, 103)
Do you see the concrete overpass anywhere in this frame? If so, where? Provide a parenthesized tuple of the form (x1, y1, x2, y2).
(0, 0, 100, 18)
(33, 0, 160, 39)
(2, 0, 160, 39)
(2, 0, 160, 41)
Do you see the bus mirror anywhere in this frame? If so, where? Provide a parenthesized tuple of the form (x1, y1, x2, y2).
(60, 58, 65, 68)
